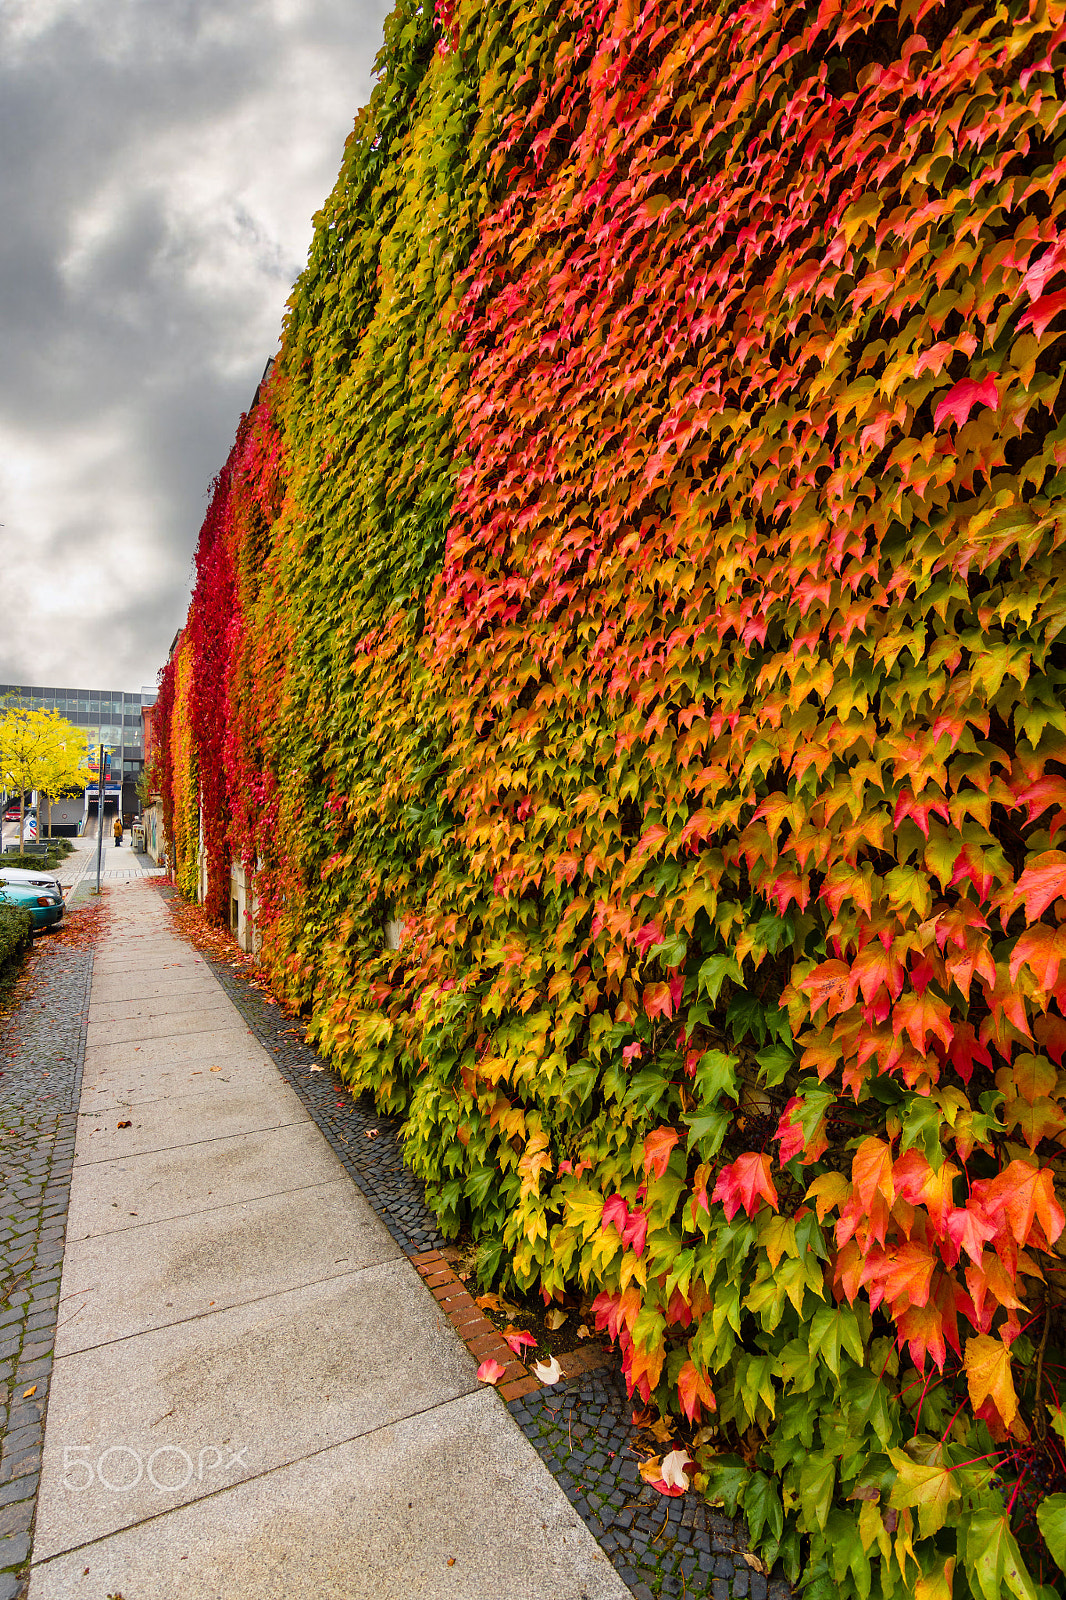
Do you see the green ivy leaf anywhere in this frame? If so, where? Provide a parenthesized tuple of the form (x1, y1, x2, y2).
(623, 1067, 672, 1113)
(965, 1511, 1039, 1600)
(900, 1096, 944, 1169)
(695, 1049, 740, 1102)
(651, 934, 687, 967)
(744, 1470, 784, 1544)
(684, 1106, 730, 1157)
(704, 1454, 747, 1515)
(697, 952, 741, 1002)
(798, 1453, 836, 1532)
(1036, 1494, 1066, 1574)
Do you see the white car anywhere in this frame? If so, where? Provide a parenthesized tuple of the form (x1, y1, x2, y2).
(0, 865, 63, 897)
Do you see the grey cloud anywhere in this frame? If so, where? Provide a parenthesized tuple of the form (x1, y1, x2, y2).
(0, 0, 390, 690)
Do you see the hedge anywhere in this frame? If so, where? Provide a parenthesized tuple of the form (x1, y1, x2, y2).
(0, 903, 35, 989)
(153, 0, 1066, 1591)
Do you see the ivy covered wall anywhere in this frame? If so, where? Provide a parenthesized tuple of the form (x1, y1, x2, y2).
(153, 0, 1066, 1590)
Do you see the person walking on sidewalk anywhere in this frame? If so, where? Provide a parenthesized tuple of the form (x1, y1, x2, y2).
(113, 815, 123, 847)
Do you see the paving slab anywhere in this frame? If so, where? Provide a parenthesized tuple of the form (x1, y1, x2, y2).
(86, 959, 208, 983)
(88, 984, 235, 1024)
(55, 1177, 400, 1354)
(65, 1119, 348, 1237)
(28, 1388, 628, 1600)
(91, 1002, 240, 1046)
(32, 1258, 480, 1558)
(77, 1050, 272, 1115)
(88, 973, 222, 1005)
(81, 1027, 263, 1080)
(74, 1075, 306, 1163)
(90, 945, 205, 962)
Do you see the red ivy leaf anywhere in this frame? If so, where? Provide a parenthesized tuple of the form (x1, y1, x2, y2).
(933, 373, 999, 431)
(1018, 288, 1066, 340)
(602, 1194, 629, 1236)
(711, 1152, 778, 1220)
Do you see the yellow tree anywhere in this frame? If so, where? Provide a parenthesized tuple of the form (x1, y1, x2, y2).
(0, 709, 91, 851)
(37, 724, 93, 839)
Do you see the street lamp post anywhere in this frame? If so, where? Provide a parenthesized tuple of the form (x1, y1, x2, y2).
(95, 744, 105, 894)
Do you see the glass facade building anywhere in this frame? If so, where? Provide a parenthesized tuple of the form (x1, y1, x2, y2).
(0, 683, 157, 813)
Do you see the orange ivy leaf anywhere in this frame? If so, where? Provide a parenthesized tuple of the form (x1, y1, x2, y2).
(893, 989, 954, 1054)
(852, 1136, 895, 1211)
(866, 1241, 937, 1313)
(800, 959, 851, 1017)
(976, 1160, 1065, 1246)
(850, 942, 906, 1004)
(806, 1170, 850, 1221)
(1009, 923, 1066, 991)
(964, 1333, 1018, 1429)
(643, 1126, 679, 1180)
(677, 1359, 716, 1425)
(643, 981, 674, 1020)
(1010, 850, 1066, 922)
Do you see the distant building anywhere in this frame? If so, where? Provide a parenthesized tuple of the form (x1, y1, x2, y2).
(0, 681, 157, 825)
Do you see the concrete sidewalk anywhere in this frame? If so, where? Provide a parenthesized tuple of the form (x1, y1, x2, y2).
(26, 879, 626, 1598)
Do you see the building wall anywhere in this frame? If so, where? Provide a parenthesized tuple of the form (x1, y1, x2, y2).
(142, 799, 166, 866)
(0, 682, 156, 800)
(229, 861, 260, 956)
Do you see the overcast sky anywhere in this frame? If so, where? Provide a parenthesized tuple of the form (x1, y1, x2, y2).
(0, 0, 390, 694)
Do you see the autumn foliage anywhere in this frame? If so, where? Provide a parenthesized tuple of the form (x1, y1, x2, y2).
(152, 0, 1066, 1590)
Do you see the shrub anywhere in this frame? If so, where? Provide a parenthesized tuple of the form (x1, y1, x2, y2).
(0, 902, 35, 1001)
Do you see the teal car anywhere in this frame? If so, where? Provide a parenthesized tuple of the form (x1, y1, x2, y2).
(0, 880, 64, 932)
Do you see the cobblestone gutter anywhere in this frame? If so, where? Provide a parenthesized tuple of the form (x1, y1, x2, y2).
(510, 1371, 789, 1600)
(0, 896, 92, 1600)
(158, 887, 789, 1600)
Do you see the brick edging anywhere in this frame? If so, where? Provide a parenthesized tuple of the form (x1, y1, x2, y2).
(407, 1248, 610, 1401)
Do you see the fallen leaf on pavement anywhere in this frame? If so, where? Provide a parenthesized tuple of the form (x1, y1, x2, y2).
(476, 1293, 503, 1311)
(477, 1358, 506, 1384)
(533, 1356, 562, 1384)
(117, 1121, 131, 1130)
(660, 1450, 695, 1491)
(22, 1386, 36, 1398)
(364, 1129, 379, 1139)
(505, 1330, 537, 1356)
(742, 1553, 768, 1574)
(639, 1448, 695, 1495)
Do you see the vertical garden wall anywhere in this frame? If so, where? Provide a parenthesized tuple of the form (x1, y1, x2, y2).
(153, 0, 1066, 1591)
